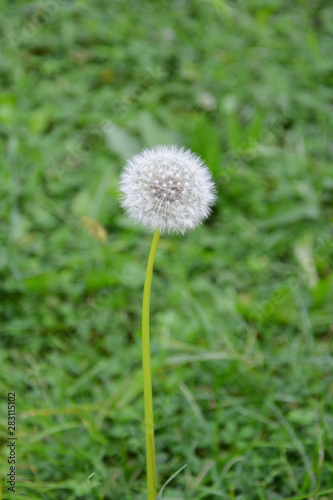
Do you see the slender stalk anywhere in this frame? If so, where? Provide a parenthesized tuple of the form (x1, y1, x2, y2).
(142, 229, 160, 500)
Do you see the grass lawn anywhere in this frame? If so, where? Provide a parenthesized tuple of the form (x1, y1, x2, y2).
(0, 0, 333, 498)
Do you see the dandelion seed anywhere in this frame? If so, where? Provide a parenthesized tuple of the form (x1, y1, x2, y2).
(119, 145, 217, 234)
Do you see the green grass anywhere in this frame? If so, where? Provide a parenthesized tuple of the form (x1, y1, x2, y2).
(0, 0, 333, 498)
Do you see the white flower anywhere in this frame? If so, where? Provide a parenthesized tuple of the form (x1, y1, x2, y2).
(119, 145, 217, 234)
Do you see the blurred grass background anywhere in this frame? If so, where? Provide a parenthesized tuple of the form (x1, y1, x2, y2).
(0, 0, 333, 498)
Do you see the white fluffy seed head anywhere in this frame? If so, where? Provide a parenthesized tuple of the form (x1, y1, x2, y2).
(119, 145, 217, 235)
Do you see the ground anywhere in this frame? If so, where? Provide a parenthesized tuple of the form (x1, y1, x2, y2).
(0, 1, 333, 499)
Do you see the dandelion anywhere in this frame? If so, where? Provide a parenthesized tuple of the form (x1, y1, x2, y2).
(119, 145, 216, 499)
(119, 145, 216, 235)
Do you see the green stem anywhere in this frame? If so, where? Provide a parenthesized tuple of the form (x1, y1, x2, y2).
(142, 229, 160, 500)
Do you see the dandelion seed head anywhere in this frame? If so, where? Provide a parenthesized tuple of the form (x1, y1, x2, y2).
(119, 145, 217, 234)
